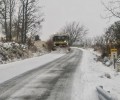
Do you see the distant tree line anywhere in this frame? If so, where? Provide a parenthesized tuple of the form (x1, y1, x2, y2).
(0, 0, 44, 43)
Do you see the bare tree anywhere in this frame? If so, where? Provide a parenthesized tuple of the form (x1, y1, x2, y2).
(102, 0, 120, 19)
(0, 0, 9, 41)
(0, 0, 16, 41)
(8, 0, 15, 41)
(16, 6, 22, 42)
(20, 0, 44, 43)
(60, 21, 88, 45)
(0, 0, 44, 43)
(101, 1, 120, 54)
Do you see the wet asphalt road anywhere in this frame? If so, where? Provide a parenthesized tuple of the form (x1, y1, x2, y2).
(0, 48, 83, 100)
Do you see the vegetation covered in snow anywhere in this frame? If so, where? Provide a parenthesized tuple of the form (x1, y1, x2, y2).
(0, 41, 48, 64)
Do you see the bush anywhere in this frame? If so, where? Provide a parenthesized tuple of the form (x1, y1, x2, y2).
(46, 39, 54, 51)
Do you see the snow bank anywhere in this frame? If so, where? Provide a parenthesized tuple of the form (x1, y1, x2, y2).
(72, 48, 120, 100)
(0, 53, 65, 84)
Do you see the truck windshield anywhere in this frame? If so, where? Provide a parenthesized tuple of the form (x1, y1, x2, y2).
(53, 36, 68, 41)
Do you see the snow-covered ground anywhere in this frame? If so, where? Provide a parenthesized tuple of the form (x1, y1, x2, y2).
(72, 48, 120, 100)
(0, 53, 65, 84)
(0, 47, 120, 99)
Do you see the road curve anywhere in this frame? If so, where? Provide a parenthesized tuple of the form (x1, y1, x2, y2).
(0, 48, 83, 100)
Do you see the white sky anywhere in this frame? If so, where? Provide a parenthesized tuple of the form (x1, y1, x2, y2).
(40, 0, 119, 40)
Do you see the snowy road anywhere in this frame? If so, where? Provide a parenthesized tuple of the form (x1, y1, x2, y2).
(0, 49, 82, 100)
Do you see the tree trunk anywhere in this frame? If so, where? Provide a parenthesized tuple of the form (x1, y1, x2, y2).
(4, 3, 8, 41)
(24, 0, 29, 43)
(21, 1, 25, 43)
(9, 0, 12, 41)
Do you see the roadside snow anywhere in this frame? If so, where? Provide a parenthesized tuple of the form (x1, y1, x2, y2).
(72, 48, 120, 100)
(0, 53, 65, 84)
(0, 47, 120, 99)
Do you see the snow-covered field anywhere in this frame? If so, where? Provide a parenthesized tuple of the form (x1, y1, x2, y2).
(0, 47, 120, 99)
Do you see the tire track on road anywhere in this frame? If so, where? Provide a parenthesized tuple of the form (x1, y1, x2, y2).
(0, 49, 82, 100)
(45, 49, 82, 100)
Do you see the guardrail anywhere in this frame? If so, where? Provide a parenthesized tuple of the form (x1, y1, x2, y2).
(96, 86, 117, 100)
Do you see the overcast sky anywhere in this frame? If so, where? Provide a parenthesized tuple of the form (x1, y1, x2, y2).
(40, 0, 119, 40)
